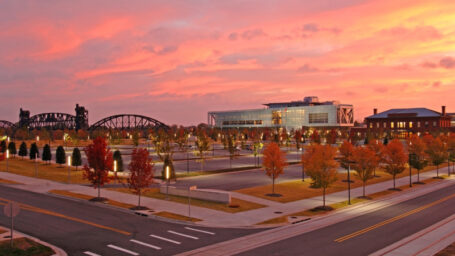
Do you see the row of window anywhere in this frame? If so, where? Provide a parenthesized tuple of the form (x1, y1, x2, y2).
(369, 120, 437, 129)
(222, 120, 263, 125)
(309, 113, 329, 124)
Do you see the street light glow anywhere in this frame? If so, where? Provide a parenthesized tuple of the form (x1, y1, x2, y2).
(166, 165, 170, 180)
(114, 160, 117, 172)
(6, 149, 9, 159)
(67, 156, 71, 167)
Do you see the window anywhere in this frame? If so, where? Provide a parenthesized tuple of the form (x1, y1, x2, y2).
(391, 122, 394, 128)
(417, 122, 421, 128)
(433, 121, 437, 127)
(272, 111, 282, 125)
(376, 122, 380, 128)
(309, 113, 328, 124)
(397, 122, 406, 128)
(370, 123, 373, 128)
(383, 122, 386, 128)
(425, 121, 429, 126)
(409, 122, 413, 128)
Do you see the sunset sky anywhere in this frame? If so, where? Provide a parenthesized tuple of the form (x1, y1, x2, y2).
(1, 0, 454, 126)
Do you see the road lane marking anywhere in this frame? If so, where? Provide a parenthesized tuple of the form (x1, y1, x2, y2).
(335, 193, 455, 243)
(130, 239, 161, 250)
(83, 252, 101, 256)
(107, 244, 139, 255)
(168, 230, 199, 240)
(150, 234, 181, 244)
(0, 197, 131, 236)
(185, 227, 215, 235)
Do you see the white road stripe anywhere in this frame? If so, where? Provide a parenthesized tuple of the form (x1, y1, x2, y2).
(184, 227, 215, 235)
(168, 230, 199, 240)
(150, 234, 181, 244)
(130, 239, 161, 250)
(107, 244, 139, 255)
(83, 252, 101, 256)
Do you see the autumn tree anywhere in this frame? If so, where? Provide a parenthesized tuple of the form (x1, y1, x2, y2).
(310, 130, 321, 144)
(367, 139, 384, 177)
(56, 146, 66, 166)
(18, 142, 27, 159)
(448, 134, 455, 175)
(195, 129, 210, 171)
(294, 129, 302, 151)
(113, 150, 124, 172)
(42, 144, 52, 164)
(175, 127, 190, 173)
(383, 139, 407, 190)
(251, 130, 263, 167)
(302, 144, 339, 209)
(83, 137, 113, 201)
(128, 148, 155, 209)
(29, 143, 39, 160)
(262, 142, 287, 196)
(227, 134, 238, 169)
(154, 129, 176, 180)
(339, 140, 354, 182)
(327, 129, 337, 145)
(0, 140, 5, 153)
(424, 136, 448, 179)
(407, 135, 428, 183)
(352, 147, 377, 197)
(72, 148, 82, 171)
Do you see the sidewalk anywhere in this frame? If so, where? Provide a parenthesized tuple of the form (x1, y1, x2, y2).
(371, 214, 455, 256)
(0, 167, 453, 227)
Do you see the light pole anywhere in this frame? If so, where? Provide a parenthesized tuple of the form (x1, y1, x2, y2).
(348, 163, 351, 205)
(5, 149, 9, 172)
(165, 165, 170, 200)
(114, 160, 117, 184)
(34, 152, 38, 177)
(67, 156, 72, 184)
(408, 153, 414, 187)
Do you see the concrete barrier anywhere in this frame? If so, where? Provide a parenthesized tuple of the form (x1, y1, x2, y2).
(160, 185, 231, 204)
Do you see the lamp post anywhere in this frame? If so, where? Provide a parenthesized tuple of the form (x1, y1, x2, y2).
(408, 153, 414, 187)
(6, 149, 9, 172)
(114, 160, 117, 184)
(34, 152, 38, 177)
(67, 156, 72, 184)
(165, 165, 170, 200)
(348, 163, 351, 205)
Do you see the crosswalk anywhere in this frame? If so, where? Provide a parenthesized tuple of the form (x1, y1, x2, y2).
(83, 226, 216, 256)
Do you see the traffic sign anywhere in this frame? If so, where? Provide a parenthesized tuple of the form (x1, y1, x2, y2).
(4, 202, 20, 218)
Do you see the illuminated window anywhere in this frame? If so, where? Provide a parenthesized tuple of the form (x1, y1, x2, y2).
(433, 121, 437, 127)
(417, 122, 421, 128)
(272, 111, 282, 125)
(409, 122, 413, 128)
(383, 122, 386, 128)
(397, 122, 405, 128)
(391, 122, 394, 128)
(376, 122, 380, 128)
(370, 123, 373, 128)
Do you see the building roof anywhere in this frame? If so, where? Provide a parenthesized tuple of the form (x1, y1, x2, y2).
(366, 108, 442, 119)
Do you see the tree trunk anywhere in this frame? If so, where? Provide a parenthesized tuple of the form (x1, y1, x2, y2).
(323, 187, 326, 207)
(417, 170, 420, 182)
(98, 183, 101, 198)
(393, 174, 396, 189)
(138, 190, 141, 207)
(363, 181, 366, 197)
(272, 174, 275, 194)
(437, 165, 439, 177)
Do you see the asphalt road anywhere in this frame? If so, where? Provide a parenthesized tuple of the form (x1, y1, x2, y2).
(0, 185, 264, 256)
(237, 183, 455, 256)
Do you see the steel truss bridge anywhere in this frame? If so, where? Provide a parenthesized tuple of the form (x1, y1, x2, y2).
(0, 105, 168, 133)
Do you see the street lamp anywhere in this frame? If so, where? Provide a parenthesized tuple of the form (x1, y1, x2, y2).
(114, 160, 117, 184)
(165, 165, 170, 200)
(67, 156, 72, 184)
(348, 162, 352, 205)
(408, 153, 415, 188)
(36, 136, 39, 142)
(34, 152, 38, 177)
(5, 149, 9, 172)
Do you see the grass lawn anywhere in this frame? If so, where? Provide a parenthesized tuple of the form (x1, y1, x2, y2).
(256, 177, 443, 225)
(0, 228, 6, 234)
(436, 241, 455, 256)
(0, 237, 54, 256)
(108, 187, 266, 213)
(153, 211, 202, 222)
(49, 190, 136, 209)
(237, 163, 449, 203)
(1, 158, 87, 184)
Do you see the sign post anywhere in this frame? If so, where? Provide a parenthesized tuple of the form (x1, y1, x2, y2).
(4, 201, 20, 247)
(188, 186, 197, 219)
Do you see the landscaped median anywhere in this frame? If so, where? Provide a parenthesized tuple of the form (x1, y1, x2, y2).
(0, 226, 58, 256)
(255, 177, 443, 225)
(107, 187, 266, 213)
(236, 164, 449, 203)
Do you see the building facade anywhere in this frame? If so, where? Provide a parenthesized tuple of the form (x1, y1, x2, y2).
(364, 106, 451, 138)
(208, 96, 354, 130)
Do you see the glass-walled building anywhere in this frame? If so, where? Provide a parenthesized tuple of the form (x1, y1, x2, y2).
(208, 96, 354, 130)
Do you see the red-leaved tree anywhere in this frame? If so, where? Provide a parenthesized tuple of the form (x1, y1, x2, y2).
(128, 148, 155, 209)
(83, 137, 113, 200)
(263, 142, 287, 195)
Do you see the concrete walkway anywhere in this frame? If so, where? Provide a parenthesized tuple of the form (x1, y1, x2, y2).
(0, 167, 453, 228)
(371, 213, 455, 256)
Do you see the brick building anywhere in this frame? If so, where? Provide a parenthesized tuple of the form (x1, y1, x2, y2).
(364, 106, 451, 138)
